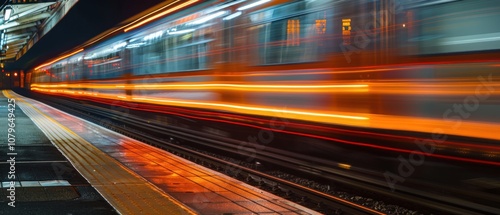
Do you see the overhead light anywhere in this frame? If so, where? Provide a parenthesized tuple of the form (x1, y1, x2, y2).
(237, 0, 270, 11)
(0, 21, 20, 31)
(4, 5, 13, 21)
(223, 11, 242, 21)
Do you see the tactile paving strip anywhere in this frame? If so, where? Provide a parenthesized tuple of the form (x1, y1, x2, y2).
(4, 90, 195, 215)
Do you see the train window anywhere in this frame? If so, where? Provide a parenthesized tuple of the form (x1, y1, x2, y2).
(85, 44, 123, 80)
(70, 56, 83, 81)
(33, 70, 45, 83)
(50, 63, 63, 82)
(129, 18, 214, 75)
(247, 1, 327, 65)
(31, 55, 83, 83)
(131, 35, 166, 76)
(403, 0, 500, 55)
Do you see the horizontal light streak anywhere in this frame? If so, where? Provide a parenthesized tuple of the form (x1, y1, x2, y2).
(35, 49, 84, 70)
(237, 0, 270, 10)
(367, 82, 500, 95)
(30, 87, 500, 142)
(124, 0, 199, 32)
(223, 11, 242, 20)
(131, 96, 369, 120)
(134, 83, 368, 89)
(31, 83, 369, 93)
(30, 88, 368, 122)
(31, 81, 500, 95)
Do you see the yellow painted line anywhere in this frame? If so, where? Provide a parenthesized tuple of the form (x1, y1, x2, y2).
(3, 90, 197, 215)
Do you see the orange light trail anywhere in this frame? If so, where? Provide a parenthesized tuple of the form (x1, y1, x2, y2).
(368, 81, 500, 95)
(132, 96, 369, 120)
(85, 0, 184, 46)
(30, 83, 369, 93)
(35, 49, 84, 70)
(134, 83, 368, 90)
(124, 0, 199, 32)
(30, 80, 500, 95)
(30, 86, 500, 142)
(29, 88, 500, 166)
(30, 87, 369, 123)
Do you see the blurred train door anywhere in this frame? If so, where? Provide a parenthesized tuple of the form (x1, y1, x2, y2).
(215, 5, 246, 104)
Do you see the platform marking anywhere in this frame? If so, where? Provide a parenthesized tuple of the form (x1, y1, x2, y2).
(4, 90, 196, 215)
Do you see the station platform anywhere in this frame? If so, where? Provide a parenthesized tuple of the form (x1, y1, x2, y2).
(0, 93, 117, 214)
(1, 90, 319, 215)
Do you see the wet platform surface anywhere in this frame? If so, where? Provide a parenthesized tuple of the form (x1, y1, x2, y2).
(2, 90, 319, 215)
(0, 92, 117, 214)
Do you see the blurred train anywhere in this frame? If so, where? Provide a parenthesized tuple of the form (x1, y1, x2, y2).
(18, 1, 500, 212)
(26, 0, 500, 142)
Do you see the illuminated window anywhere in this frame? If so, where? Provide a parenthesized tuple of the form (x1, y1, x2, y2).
(342, 19, 351, 45)
(315, 19, 326, 34)
(287, 19, 300, 46)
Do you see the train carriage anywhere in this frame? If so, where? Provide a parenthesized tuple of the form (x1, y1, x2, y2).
(28, 0, 500, 135)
